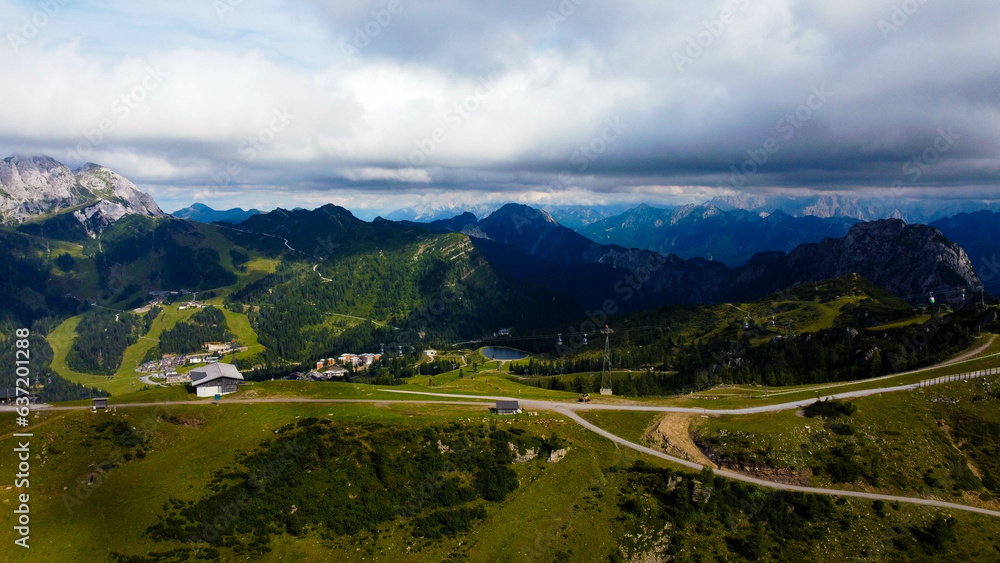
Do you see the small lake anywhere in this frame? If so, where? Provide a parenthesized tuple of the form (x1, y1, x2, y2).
(481, 346, 530, 361)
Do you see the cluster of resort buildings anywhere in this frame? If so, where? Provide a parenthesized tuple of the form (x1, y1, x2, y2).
(302, 352, 382, 380)
(141, 355, 245, 398)
(130, 339, 414, 398)
(138, 341, 245, 387)
(312, 352, 383, 373)
(332, 352, 383, 368)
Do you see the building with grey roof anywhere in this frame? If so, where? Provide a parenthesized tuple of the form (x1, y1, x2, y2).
(189, 363, 244, 397)
(494, 400, 521, 415)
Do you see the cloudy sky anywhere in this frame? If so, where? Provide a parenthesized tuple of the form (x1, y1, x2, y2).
(1, 0, 998, 217)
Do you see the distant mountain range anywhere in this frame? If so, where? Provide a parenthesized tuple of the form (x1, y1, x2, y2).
(1, 154, 162, 235)
(418, 203, 984, 312)
(709, 193, 1000, 224)
(579, 203, 860, 267)
(172, 203, 262, 224)
(1, 153, 994, 317)
(385, 194, 1000, 228)
(384, 202, 627, 228)
(384, 203, 497, 223)
(541, 205, 629, 230)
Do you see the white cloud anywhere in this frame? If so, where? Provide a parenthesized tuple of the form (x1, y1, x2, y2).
(340, 166, 432, 183)
(0, 0, 996, 215)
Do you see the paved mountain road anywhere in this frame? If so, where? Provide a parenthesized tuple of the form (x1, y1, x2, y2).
(379, 382, 927, 415)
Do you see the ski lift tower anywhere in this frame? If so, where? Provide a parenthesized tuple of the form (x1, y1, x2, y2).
(599, 326, 614, 395)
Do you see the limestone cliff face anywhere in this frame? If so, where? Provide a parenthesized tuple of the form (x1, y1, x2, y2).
(0, 154, 163, 234)
(0, 154, 84, 220)
(74, 163, 162, 218)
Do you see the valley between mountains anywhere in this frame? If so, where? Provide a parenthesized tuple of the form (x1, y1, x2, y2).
(3, 155, 1000, 561)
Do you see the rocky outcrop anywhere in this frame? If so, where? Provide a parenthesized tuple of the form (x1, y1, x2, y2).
(0, 154, 163, 234)
(73, 200, 130, 234)
(697, 444, 812, 486)
(508, 442, 538, 463)
(546, 447, 569, 463)
(930, 210, 1000, 280)
(691, 480, 713, 503)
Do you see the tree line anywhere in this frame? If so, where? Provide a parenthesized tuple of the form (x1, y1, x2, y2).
(140, 419, 555, 558)
(158, 306, 232, 355)
(67, 308, 159, 375)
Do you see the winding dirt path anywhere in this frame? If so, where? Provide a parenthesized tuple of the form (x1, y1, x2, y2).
(939, 335, 996, 365)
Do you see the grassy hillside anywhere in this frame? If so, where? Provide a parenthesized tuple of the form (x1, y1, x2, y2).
(0, 403, 632, 561)
(47, 301, 263, 396)
(4, 401, 1000, 562)
(0, 228, 87, 326)
(224, 231, 583, 365)
(502, 274, 914, 367)
(506, 279, 996, 395)
(694, 371, 1000, 508)
(609, 274, 913, 347)
(3, 214, 280, 331)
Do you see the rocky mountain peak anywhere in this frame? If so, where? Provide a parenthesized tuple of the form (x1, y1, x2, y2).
(476, 203, 605, 264)
(0, 154, 163, 234)
(0, 154, 80, 211)
(75, 162, 163, 217)
(753, 219, 985, 304)
(487, 203, 558, 226)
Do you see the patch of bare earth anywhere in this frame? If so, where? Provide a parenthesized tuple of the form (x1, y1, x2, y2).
(644, 413, 716, 467)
